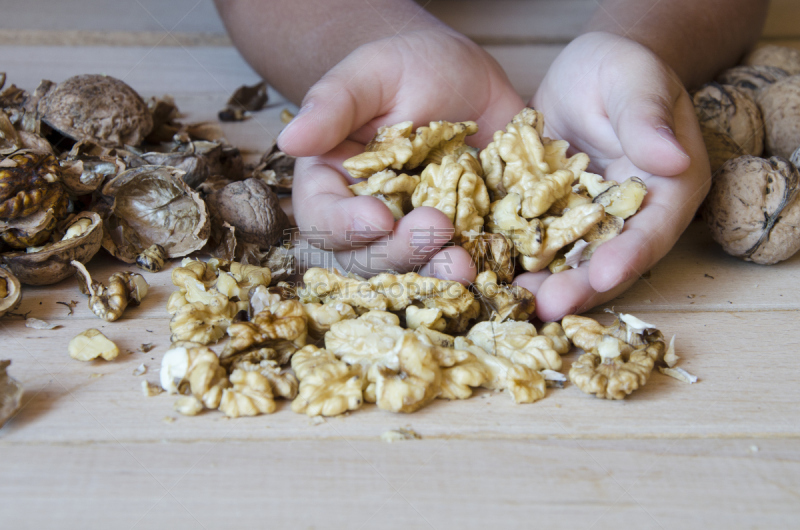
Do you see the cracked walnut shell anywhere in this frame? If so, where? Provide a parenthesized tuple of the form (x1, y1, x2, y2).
(37, 74, 153, 147)
(99, 165, 210, 264)
(0, 151, 65, 222)
(1, 211, 103, 285)
(0, 267, 22, 317)
(72, 260, 148, 322)
(206, 178, 289, 248)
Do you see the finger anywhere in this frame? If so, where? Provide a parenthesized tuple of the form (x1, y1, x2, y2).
(590, 99, 712, 293)
(603, 55, 692, 177)
(292, 154, 395, 249)
(333, 207, 473, 278)
(418, 245, 477, 284)
(518, 265, 637, 322)
(277, 51, 399, 157)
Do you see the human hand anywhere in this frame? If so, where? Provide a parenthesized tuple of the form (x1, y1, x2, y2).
(278, 29, 524, 283)
(517, 31, 712, 321)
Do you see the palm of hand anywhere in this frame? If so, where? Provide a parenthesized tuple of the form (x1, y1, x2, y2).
(285, 30, 524, 280)
(515, 32, 711, 321)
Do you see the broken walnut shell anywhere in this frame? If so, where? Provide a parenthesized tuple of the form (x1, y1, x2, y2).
(206, 178, 289, 248)
(37, 74, 153, 147)
(1, 211, 103, 285)
(99, 165, 210, 263)
(0, 267, 22, 317)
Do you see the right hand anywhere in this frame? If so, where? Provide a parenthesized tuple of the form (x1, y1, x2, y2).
(279, 29, 525, 283)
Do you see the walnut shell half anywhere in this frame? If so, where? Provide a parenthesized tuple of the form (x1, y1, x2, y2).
(704, 155, 800, 264)
(100, 165, 210, 263)
(1, 211, 103, 285)
(37, 74, 153, 147)
(0, 267, 22, 316)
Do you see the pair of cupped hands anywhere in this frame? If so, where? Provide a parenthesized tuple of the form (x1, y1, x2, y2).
(278, 30, 711, 322)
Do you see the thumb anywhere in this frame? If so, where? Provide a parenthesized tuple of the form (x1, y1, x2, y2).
(277, 54, 396, 157)
(605, 68, 691, 177)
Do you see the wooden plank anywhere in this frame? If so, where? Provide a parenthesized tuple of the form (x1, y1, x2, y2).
(0, 438, 798, 528)
(2, 295, 799, 444)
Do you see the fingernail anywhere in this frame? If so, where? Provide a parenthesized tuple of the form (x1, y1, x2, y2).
(656, 126, 690, 159)
(278, 102, 313, 144)
(351, 216, 385, 240)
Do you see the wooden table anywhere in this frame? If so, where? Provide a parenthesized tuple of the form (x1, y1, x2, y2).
(1, 2, 800, 528)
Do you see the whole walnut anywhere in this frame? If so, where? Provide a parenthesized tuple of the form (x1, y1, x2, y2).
(716, 65, 790, 100)
(206, 178, 290, 248)
(37, 74, 153, 147)
(757, 75, 800, 159)
(704, 155, 800, 264)
(692, 83, 764, 172)
(743, 45, 800, 76)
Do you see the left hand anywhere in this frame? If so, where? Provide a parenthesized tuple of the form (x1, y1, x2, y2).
(515, 32, 712, 321)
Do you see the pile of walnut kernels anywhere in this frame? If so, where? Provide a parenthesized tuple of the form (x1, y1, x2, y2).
(156, 108, 686, 418)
